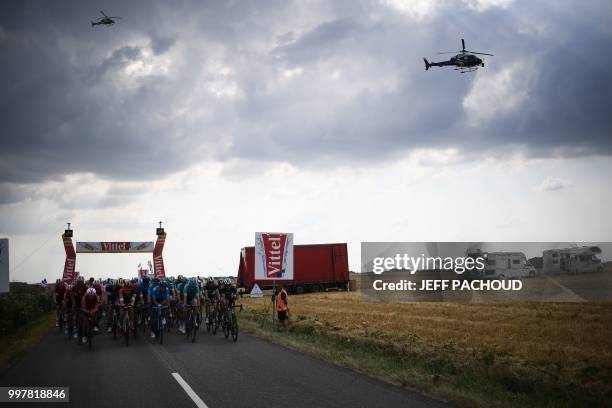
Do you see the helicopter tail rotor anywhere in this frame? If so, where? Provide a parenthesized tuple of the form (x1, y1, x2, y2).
(423, 58, 430, 71)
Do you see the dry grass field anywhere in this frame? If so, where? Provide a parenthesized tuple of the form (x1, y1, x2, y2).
(241, 292, 612, 407)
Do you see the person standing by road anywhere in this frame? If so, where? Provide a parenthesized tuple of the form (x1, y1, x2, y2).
(274, 285, 289, 331)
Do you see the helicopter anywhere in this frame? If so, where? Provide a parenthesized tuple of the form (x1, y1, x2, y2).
(91, 11, 121, 27)
(424, 39, 493, 73)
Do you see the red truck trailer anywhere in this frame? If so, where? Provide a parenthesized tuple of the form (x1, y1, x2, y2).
(237, 243, 349, 294)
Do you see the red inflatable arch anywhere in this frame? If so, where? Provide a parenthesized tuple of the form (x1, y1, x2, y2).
(61, 223, 167, 284)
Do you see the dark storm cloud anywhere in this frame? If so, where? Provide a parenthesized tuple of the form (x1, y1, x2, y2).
(0, 0, 611, 187)
(149, 32, 177, 55)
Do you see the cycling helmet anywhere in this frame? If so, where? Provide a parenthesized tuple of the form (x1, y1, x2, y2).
(86, 287, 97, 295)
(117, 278, 125, 286)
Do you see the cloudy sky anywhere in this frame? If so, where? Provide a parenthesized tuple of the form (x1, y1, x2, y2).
(1, 0, 611, 282)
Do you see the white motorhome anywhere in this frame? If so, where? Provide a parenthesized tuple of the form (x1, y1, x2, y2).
(543, 246, 603, 274)
(465, 250, 535, 279)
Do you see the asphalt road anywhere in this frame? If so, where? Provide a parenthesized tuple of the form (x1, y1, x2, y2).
(0, 322, 447, 408)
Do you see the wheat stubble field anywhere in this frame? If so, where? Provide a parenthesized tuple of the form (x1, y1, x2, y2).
(242, 292, 612, 407)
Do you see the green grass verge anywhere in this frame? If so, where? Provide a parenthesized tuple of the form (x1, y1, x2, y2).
(0, 312, 55, 370)
(239, 310, 607, 408)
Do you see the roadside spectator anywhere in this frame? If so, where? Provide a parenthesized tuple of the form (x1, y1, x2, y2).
(273, 284, 289, 330)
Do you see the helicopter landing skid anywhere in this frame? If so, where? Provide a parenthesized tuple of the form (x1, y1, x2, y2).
(454, 67, 479, 73)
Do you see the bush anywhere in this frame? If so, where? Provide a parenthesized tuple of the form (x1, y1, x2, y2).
(0, 283, 52, 336)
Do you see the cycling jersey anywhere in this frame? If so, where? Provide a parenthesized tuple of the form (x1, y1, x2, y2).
(105, 284, 120, 303)
(149, 283, 159, 300)
(182, 283, 200, 304)
(90, 283, 103, 297)
(176, 282, 185, 301)
(151, 286, 170, 303)
(73, 283, 87, 307)
(54, 283, 66, 304)
(224, 287, 237, 303)
(81, 294, 99, 310)
(63, 287, 74, 308)
(119, 286, 138, 304)
(138, 282, 150, 302)
(204, 282, 217, 300)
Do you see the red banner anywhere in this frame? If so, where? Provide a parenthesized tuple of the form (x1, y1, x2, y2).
(262, 233, 288, 278)
(153, 232, 166, 278)
(62, 233, 76, 284)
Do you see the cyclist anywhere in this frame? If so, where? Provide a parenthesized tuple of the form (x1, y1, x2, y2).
(73, 276, 87, 337)
(220, 278, 237, 311)
(138, 275, 151, 304)
(227, 279, 238, 306)
(138, 276, 151, 323)
(202, 277, 219, 326)
(150, 281, 171, 339)
(88, 278, 104, 326)
(63, 283, 76, 335)
(54, 278, 67, 327)
(180, 277, 200, 333)
(175, 275, 186, 332)
(118, 278, 141, 334)
(149, 277, 160, 303)
(80, 287, 100, 343)
(87, 277, 103, 296)
(105, 279, 121, 333)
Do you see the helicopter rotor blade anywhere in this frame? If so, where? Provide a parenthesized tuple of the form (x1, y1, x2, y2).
(107, 16, 121, 19)
(466, 51, 494, 56)
(100, 10, 108, 17)
(436, 51, 458, 55)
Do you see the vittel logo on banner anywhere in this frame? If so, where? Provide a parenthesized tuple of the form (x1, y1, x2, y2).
(255, 232, 294, 280)
(102, 242, 129, 251)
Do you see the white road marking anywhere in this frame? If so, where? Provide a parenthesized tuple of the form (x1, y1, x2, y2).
(172, 372, 209, 408)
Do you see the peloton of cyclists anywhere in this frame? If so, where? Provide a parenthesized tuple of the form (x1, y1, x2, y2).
(55, 274, 240, 344)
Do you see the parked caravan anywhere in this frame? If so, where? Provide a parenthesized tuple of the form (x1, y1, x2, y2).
(466, 250, 535, 279)
(543, 246, 603, 274)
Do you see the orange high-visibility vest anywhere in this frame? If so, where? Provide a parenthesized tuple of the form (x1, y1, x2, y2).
(276, 289, 288, 312)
